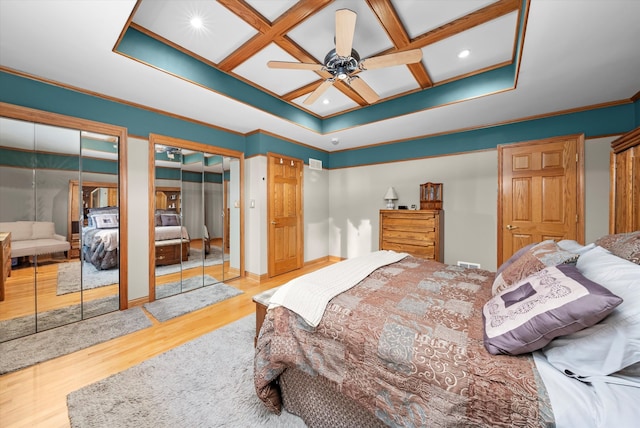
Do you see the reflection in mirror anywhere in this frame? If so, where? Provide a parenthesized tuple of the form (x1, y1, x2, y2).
(78, 129, 120, 319)
(0, 115, 121, 343)
(151, 137, 242, 301)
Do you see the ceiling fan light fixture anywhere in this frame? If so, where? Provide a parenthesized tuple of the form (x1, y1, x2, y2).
(336, 66, 348, 80)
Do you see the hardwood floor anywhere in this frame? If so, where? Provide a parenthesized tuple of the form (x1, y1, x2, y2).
(0, 259, 334, 428)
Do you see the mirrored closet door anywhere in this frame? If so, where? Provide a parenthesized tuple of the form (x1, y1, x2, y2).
(0, 104, 127, 342)
(149, 134, 243, 301)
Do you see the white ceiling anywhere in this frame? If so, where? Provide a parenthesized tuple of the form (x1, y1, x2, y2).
(0, 0, 639, 152)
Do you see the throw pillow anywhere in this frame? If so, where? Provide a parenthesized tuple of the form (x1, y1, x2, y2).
(595, 231, 640, 264)
(483, 264, 622, 355)
(94, 213, 119, 229)
(161, 214, 180, 226)
(492, 240, 578, 295)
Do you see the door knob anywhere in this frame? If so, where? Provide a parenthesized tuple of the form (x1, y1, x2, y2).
(271, 221, 277, 225)
(506, 224, 518, 230)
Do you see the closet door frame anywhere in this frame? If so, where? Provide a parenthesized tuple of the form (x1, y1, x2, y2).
(147, 133, 244, 302)
(0, 102, 129, 310)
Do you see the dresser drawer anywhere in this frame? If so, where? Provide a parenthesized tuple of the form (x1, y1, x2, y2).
(382, 241, 435, 259)
(379, 210, 443, 262)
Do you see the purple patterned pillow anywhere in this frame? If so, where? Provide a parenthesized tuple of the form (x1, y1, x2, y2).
(161, 214, 180, 226)
(492, 240, 578, 295)
(595, 231, 640, 264)
(483, 264, 622, 355)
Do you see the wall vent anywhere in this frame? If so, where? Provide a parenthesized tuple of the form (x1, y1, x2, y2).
(457, 261, 481, 269)
(309, 158, 322, 170)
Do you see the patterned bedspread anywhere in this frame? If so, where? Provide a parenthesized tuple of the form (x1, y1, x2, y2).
(83, 227, 118, 270)
(255, 256, 555, 427)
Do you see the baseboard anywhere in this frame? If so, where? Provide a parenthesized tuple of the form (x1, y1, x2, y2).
(128, 296, 149, 308)
(243, 255, 343, 283)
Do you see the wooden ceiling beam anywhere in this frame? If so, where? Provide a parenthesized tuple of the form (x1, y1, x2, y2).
(410, 0, 521, 49)
(217, 0, 332, 71)
(366, 0, 433, 88)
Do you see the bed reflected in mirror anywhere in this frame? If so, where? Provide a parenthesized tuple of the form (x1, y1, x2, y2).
(150, 135, 242, 301)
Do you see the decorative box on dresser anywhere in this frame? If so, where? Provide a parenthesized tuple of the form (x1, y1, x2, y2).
(379, 210, 444, 262)
(0, 232, 11, 301)
(610, 126, 640, 233)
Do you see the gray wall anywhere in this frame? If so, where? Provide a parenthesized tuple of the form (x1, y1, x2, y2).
(2, 134, 615, 297)
(327, 136, 613, 271)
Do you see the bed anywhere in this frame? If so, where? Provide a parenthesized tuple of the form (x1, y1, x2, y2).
(82, 209, 190, 270)
(254, 232, 640, 427)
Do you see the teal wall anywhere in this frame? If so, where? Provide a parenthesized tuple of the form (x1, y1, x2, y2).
(1, 70, 638, 170)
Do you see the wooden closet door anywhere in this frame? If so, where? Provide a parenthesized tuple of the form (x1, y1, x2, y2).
(267, 153, 303, 277)
(498, 135, 584, 265)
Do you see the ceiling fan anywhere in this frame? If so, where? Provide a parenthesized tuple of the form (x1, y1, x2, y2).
(267, 9, 423, 105)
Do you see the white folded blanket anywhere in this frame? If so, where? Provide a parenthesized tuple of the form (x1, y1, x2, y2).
(269, 250, 409, 327)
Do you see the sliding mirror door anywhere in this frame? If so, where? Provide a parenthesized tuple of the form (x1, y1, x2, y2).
(0, 104, 127, 343)
(150, 134, 243, 301)
(34, 123, 82, 331)
(78, 131, 120, 318)
(153, 146, 186, 299)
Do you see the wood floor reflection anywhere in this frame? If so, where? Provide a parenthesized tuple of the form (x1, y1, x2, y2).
(0, 257, 334, 428)
(0, 256, 118, 321)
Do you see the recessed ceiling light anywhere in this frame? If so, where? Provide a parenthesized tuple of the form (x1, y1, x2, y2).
(458, 49, 470, 59)
(322, 99, 330, 105)
(190, 16, 203, 29)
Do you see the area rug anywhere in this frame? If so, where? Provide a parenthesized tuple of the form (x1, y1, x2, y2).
(67, 314, 305, 428)
(144, 282, 243, 322)
(57, 248, 227, 295)
(155, 274, 220, 299)
(0, 307, 152, 375)
(57, 261, 119, 295)
(0, 295, 120, 343)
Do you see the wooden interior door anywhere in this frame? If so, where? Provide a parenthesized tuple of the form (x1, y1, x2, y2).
(498, 135, 584, 265)
(268, 153, 303, 277)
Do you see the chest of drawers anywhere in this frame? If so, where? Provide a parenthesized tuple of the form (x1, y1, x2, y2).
(379, 210, 443, 262)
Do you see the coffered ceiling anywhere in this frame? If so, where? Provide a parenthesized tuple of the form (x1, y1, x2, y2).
(0, 1, 639, 152)
(130, 0, 520, 117)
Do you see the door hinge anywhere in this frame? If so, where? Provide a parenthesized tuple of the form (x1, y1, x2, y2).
(576, 153, 578, 162)
(576, 214, 579, 222)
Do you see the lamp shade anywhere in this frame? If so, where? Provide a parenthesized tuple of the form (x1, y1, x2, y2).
(384, 187, 398, 200)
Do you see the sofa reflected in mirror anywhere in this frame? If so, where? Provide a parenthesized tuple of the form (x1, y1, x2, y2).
(0, 103, 127, 343)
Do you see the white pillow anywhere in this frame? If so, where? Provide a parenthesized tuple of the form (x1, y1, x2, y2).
(543, 246, 640, 376)
(93, 213, 119, 229)
(557, 239, 596, 255)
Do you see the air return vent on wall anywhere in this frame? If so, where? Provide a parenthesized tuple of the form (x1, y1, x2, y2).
(309, 158, 322, 170)
(457, 261, 481, 269)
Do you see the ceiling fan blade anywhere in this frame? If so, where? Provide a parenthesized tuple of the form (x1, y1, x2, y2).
(267, 61, 324, 71)
(304, 80, 334, 105)
(360, 49, 423, 70)
(348, 77, 379, 104)
(335, 9, 357, 57)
